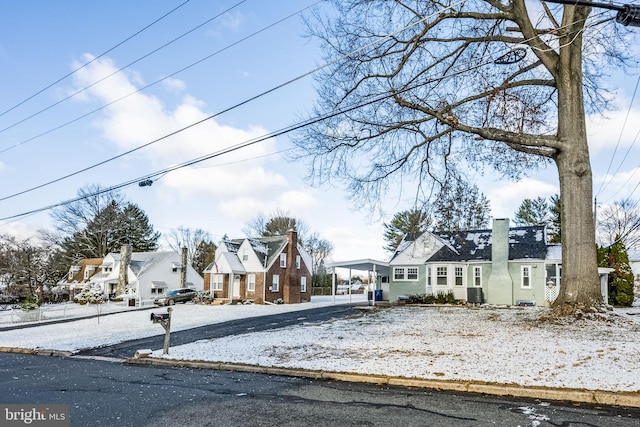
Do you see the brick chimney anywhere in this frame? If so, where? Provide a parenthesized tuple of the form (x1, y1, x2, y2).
(116, 244, 132, 296)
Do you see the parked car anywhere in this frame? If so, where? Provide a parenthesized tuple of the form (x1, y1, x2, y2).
(153, 288, 197, 306)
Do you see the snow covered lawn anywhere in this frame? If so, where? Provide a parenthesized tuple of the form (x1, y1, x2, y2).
(155, 305, 640, 393)
(0, 296, 361, 352)
(1, 297, 639, 393)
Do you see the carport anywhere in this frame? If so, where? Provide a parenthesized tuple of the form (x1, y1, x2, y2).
(325, 259, 390, 305)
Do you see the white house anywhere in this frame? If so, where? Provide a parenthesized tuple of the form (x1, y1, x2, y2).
(84, 249, 203, 302)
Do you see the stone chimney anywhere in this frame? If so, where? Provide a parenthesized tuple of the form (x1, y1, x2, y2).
(283, 229, 299, 303)
(181, 246, 187, 288)
(486, 219, 513, 305)
(116, 244, 132, 296)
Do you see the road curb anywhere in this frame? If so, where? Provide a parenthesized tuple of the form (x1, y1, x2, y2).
(125, 356, 640, 409)
(0, 346, 72, 358)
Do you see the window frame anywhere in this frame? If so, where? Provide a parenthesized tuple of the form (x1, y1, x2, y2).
(296, 255, 301, 269)
(211, 274, 224, 291)
(272, 275, 280, 292)
(455, 266, 464, 286)
(521, 266, 532, 289)
(247, 274, 256, 292)
(300, 276, 307, 293)
(393, 267, 405, 281)
(280, 253, 286, 268)
(473, 266, 482, 288)
(436, 266, 448, 286)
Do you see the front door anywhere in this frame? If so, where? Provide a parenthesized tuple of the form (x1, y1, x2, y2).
(233, 276, 241, 299)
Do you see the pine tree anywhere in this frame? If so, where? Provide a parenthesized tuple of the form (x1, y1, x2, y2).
(433, 181, 490, 231)
(597, 237, 635, 307)
(383, 208, 431, 253)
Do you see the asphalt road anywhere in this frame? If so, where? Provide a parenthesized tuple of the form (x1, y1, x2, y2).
(2, 353, 639, 427)
(77, 302, 366, 359)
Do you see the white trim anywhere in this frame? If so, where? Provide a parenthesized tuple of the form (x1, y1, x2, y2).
(473, 266, 482, 288)
(521, 265, 532, 289)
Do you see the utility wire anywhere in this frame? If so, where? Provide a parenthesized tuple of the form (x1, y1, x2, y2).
(0, 0, 468, 204)
(595, 72, 640, 199)
(0, 0, 248, 136)
(0, 0, 322, 157)
(0, 3, 610, 220)
(0, 0, 192, 120)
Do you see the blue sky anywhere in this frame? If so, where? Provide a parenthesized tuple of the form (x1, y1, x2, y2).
(0, 0, 639, 262)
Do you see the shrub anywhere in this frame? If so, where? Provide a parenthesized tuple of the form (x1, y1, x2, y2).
(18, 297, 39, 311)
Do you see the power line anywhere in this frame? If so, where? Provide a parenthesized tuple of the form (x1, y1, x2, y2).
(0, 0, 323, 157)
(0, 0, 192, 120)
(0, 4, 611, 220)
(0, 0, 248, 137)
(0, 0, 469, 204)
(596, 73, 640, 199)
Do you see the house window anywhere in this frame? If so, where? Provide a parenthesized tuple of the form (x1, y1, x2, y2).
(247, 274, 256, 292)
(436, 267, 448, 286)
(455, 267, 463, 286)
(280, 253, 286, 268)
(393, 267, 405, 280)
(68, 271, 73, 281)
(296, 255, 301, 269)
(301, 276, 307, 293)
(521, 266, 531, 288)
(473, 267, 482, 287)
(212, 274, 223, 291)
(427, 267, 432, 287)
(407, 267, 418, 281)
(272, 275, 279, 292)
(242, 249, 248, 261)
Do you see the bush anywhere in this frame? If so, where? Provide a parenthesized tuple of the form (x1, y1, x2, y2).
(18, 297, 39, 311)
(74, 284, 105, 305)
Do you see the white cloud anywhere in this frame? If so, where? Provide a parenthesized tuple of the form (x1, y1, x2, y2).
(323, 225, 386, 262)
(161, 77, 187, 93)
(594, 166, 640, 203)
(70, 55, 293, 221)
(485, 178, 558, 219)
(587, 101, 640, 153)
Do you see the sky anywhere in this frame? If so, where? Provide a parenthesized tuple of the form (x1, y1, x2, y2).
(0, 0, 639, 263)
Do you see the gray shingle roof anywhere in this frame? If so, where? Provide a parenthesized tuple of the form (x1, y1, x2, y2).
(427, 225, 547, 262)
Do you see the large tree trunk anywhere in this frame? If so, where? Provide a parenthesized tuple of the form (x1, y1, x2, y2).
(552, 6, 601, 311)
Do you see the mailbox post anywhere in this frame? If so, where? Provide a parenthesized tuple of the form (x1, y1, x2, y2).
(151, 307, 172, 355)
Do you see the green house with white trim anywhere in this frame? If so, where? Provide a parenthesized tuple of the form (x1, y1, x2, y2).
(385, 218, 557, 306)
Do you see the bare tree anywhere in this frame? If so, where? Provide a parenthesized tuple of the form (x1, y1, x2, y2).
(293, 0, 638, 312)
(303, 232, 334, 275)
(597, 198, 640, 250)
(243, 209, 310, 242)
(164, 226, 214, 270)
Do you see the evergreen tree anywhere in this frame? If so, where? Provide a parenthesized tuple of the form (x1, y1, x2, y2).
(597, 237, 635, 307)
(52, 185, 160, 260)
(433, 181, 490, 231)
(548, 194, 561, 244)
(514, 197, 550, 226)
(192, 240, 217, 276)
(383, 208, 431, 253)
(513, 195, 561, 243)
(113, 204, 160, 252)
